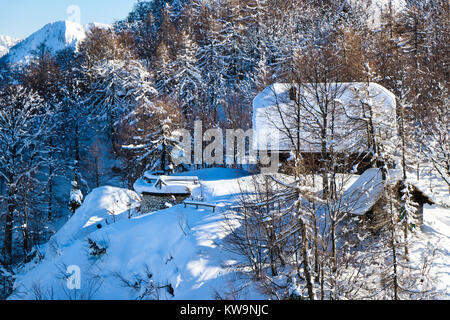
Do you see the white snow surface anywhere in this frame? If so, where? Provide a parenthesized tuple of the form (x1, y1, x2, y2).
(9, 168, 449, 299)
(406, 168, 450, 298)
(413, 204, 450, 298)
(69, 188, 84, 205)
(341, 168, 403, 215)
(84, 22, 113, 31)
(348, 0, 406, 29)
(11, 169, 262, 300)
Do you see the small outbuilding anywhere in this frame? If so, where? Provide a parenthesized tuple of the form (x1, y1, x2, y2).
(342, 168, 434, 232)
(134, 172, 200, 212)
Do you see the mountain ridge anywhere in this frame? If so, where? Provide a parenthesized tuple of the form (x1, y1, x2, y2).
(0, 35, 20, 59)
(1, 20, 111, 65)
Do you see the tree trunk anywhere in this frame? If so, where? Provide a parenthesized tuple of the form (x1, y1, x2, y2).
(48, 166, 53, 220)
(4, 185, 14, 263)
(299, 218, 314, 300)
(389, 199, 399, 300)
(22, 196, 30, 256)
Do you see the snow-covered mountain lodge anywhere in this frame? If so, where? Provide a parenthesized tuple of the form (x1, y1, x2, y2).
(252, 82, 397, 172)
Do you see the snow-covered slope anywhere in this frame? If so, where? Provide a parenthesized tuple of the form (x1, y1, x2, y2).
(9, 168, 450, 300)
(1, 20, 111, 65)
(51, 186, 141, 247)
(1, 21, 86, 65)
(0, 35, 20, 58)
(10, 169, 261, 300)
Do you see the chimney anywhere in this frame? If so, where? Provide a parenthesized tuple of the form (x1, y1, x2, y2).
(289, 85, 297, 101)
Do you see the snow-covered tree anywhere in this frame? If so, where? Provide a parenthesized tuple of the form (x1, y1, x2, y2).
(122, 96, 184, 176)
(194, 3, 229, 125)
(69, 178, 84, 215)
(172, 30, 201, 119)
(153, 40, 174, 96)
(0, 85, 52, 262)
(418, 91, 450, 189)
(85, 58, 155, 155)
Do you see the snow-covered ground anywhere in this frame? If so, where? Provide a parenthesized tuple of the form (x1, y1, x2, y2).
(10, 169, 263, 300)
(408, 169, 450, 298)
(413, 204, 450, 298)
(9, 168, 449, 300)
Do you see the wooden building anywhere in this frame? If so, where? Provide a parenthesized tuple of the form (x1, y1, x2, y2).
(342, 168, 434, 232)
(252, 82, 397, 174)
(134, 172, 200, 212)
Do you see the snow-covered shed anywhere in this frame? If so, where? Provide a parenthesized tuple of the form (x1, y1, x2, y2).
(341, 168, 433, 230)
(252, 82, 397, 162)
(134, 172, 200, 212)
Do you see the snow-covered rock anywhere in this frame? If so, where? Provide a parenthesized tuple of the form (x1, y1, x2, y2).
(51, 186, 141, 247)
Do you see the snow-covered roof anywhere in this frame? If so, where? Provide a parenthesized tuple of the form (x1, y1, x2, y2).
(134, 173, 200, 195)
(341, 168, 403, 215)
(252, 82, 397, 152)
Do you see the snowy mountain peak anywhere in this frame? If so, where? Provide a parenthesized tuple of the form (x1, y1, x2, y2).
(0, 35, 20, 58)
(1, 20, 110, 65)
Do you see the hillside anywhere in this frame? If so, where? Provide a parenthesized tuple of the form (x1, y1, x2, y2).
(9, 168, 450, 300)
(0, 0, 447, 302)
(10, 169, 262, 300)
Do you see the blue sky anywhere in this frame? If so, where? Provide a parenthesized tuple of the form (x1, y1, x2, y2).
(0, 0, 138, 39)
